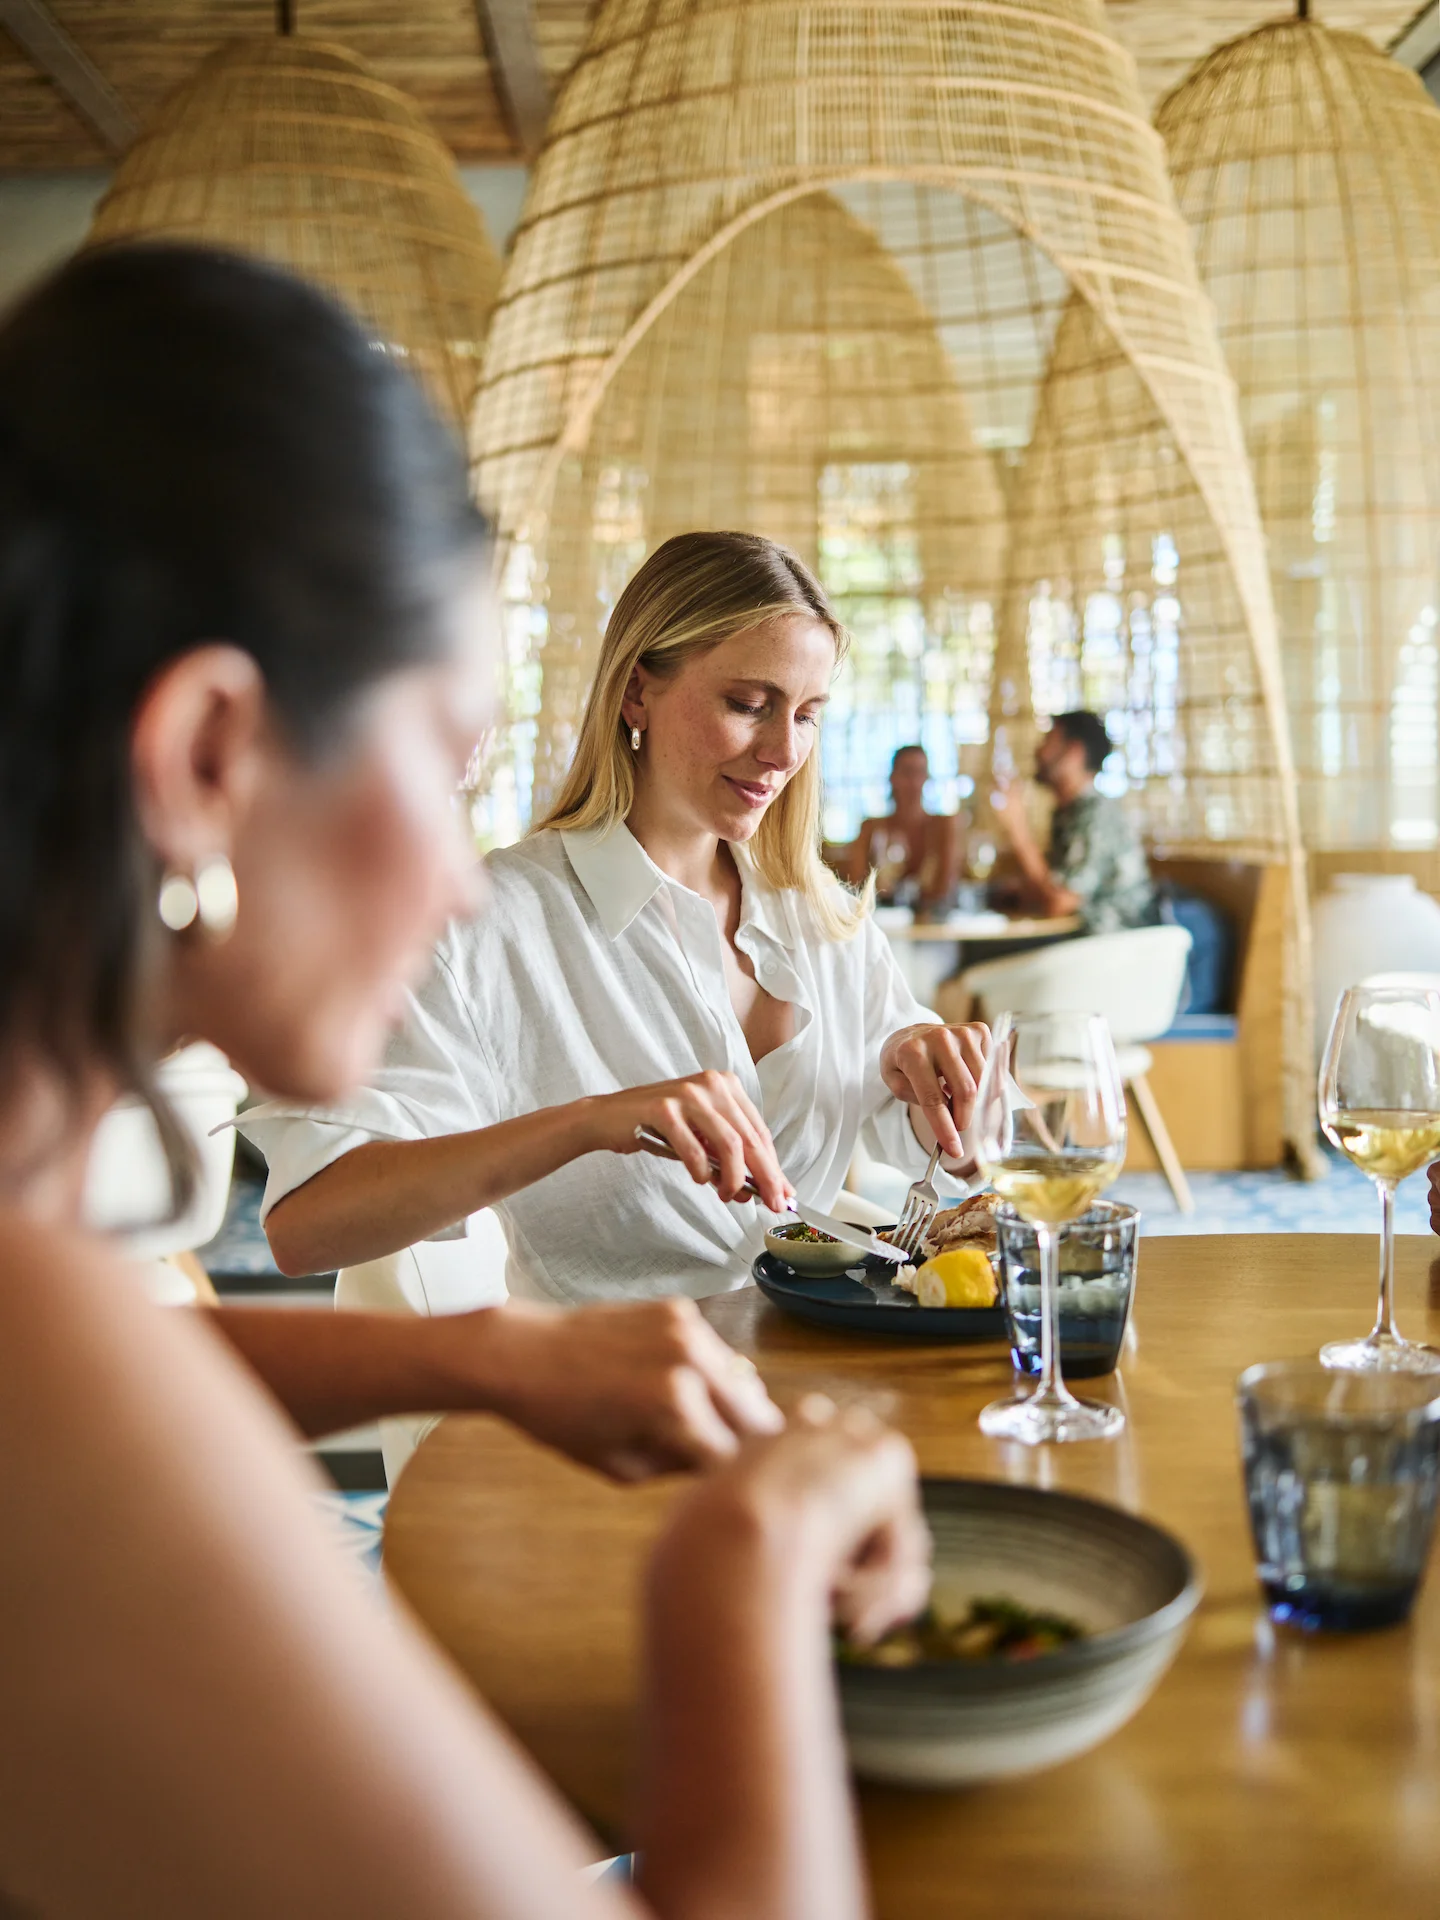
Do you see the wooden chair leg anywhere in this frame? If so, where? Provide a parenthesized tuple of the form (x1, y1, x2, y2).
(164, 1248, 219, 1305)
(1129, 1073, 1195, 1215)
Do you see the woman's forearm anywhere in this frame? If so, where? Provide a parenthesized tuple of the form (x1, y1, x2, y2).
(263, 1104, 601, 1276)
(206, 1305, 513, 1438)
(636, 1505, 867, 1920)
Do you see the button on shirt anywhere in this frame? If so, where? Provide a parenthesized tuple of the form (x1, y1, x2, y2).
(240, 825, 940, 1306)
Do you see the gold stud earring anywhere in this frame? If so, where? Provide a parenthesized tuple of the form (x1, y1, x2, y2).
(630, 724, 642, 751)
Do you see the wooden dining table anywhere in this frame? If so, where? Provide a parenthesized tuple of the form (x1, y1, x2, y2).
(878, 910, 1081, 1004)
(384, 1234, 1440, 1918)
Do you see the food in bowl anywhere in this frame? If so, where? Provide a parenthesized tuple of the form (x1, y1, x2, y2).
(840, 1596, 1084, 1668)
(763, 1219, 858, 1277)
(836, 1478, 1200, 1786)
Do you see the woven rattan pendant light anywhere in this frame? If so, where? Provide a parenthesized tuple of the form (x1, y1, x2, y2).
(525, 186, 1008, 814)
(473, 0, 1313, 1159)
(1155, 16, 1440, 861)
(88, 37, 501, 429)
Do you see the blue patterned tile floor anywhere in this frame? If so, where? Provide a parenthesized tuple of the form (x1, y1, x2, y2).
(1110, 1147, 1432, 1236)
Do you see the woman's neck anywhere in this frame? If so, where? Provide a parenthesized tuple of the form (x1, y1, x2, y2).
(626, 791, 732, 901)
(0, 1051, 112, 1229)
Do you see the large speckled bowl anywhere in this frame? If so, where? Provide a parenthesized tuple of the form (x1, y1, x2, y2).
(838, 1479, 1200, 1786)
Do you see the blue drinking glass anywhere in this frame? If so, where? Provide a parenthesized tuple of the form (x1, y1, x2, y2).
(995, 1200, 1138, 1378)
(1237, 1360, 1440, 1632)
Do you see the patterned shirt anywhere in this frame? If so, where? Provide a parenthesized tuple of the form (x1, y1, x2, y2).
(1048, 791, 1156, 935)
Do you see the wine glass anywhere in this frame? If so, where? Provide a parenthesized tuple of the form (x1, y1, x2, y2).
(875, 830, 910, 902)
(975, 1010, 1128, 1444)
(1318, 984, 1440, 1373)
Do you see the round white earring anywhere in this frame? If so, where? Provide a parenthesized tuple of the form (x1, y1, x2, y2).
(195, 854, 239, 940)
(630, 724, 642, 752)
(157, 855, 238, 942)
(157, 869, 199, 932)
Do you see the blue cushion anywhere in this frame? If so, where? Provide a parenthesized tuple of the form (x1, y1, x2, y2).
(1157, 1013, 1238, 1042)
(1156, 885, 1235, 1014)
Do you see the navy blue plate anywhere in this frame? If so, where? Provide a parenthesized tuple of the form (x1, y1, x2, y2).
(752, 1250, 1007, 1342)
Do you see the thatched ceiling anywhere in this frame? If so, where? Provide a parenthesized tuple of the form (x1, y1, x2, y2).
(0, 0, 1427, 168)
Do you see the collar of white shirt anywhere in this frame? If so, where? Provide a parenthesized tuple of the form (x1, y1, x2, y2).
(559, 822, 795, 956)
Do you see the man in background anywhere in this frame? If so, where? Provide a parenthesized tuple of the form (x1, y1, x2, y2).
(994, 709, 1156, 934)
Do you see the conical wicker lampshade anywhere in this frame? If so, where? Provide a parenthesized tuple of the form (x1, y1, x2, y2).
(473, 0, 1314, 1159)
(88, 37, 501, 429)
(526, 188, 1008, 815)
(1156, 20, 1440, 861)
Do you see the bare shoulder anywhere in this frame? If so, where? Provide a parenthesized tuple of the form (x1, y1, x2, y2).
(0, 1205, 259, 1443)
(0, 1210, 602, 1914)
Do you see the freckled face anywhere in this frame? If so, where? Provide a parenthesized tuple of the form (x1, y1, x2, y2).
(629, 615, 837, 843)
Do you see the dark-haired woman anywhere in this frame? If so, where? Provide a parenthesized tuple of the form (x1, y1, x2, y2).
(0, 244, 928, 1916)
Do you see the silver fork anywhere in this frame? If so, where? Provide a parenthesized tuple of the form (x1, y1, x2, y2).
(892, 1142, 944, 1260)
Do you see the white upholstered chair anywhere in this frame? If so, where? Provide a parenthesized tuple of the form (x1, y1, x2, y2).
(959, 925, 1195, 1213)
(83, 1041, 248, 1304)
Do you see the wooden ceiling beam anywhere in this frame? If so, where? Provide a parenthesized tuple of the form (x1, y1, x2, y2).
(472, 0, 549, 158)
(0, 0, 136, 150)
(1390, 1, 1440, 70)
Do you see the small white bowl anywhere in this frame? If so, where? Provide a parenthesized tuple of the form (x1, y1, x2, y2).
(763, 1224, 861, 1277)
(838, 1478, 1199, 1786)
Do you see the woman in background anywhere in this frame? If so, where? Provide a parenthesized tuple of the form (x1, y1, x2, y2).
(0, 243, 928, 1916)
(844, 743, 960, 913)
(255, 532, 989, 1301)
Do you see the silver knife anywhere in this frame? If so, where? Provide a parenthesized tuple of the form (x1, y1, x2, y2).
(633, 1124, 908, 1264)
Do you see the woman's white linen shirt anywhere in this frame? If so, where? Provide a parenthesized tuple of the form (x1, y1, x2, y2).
(241, 825, 939, 1304)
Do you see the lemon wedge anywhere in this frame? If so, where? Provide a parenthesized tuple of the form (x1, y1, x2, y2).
(914, 1247, 998, 1309)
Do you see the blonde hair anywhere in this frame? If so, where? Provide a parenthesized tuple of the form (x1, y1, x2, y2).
(536, 530, 867, 940)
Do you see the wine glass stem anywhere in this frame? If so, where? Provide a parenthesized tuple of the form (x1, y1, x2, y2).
(1037, 1221, 1063, 1398)
(1371, 1176, 1398, 1343)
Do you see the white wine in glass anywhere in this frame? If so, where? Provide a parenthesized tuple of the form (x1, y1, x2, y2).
(1319, 986, 1440, 1374)
(975, 1011, 1128, 1444)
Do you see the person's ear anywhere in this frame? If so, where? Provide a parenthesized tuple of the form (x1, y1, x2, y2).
(130, 645, 269, 871)
(620, 663, 653, 734)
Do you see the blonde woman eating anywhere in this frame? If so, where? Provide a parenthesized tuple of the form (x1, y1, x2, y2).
(253, 531, 988, 1301)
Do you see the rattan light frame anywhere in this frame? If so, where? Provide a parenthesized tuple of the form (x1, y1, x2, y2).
(471, 0, 1315, 1160)
(1157, 18, 1440, 865)
(523, 184, 1010, 817)
(88, 36, 502, 430)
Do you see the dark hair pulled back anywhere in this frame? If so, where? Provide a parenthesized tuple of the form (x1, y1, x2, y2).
(1051, 709, 1113, 775)
(0, 241, 486, 1184)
